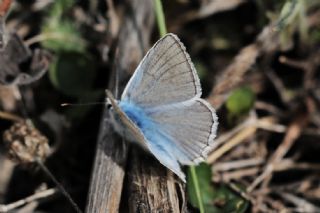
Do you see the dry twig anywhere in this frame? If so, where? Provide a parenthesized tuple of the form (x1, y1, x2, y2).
(207, 116, 278, 164)
(0, 188, 57, 213)
(248, 102, 310, 192)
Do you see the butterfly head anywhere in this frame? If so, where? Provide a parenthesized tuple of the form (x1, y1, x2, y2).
(105, 89, 120, 111)
(106, 97, 113, 110)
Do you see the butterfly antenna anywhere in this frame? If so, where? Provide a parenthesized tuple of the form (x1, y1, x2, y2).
(113, 48, 120, 99)
(61, 102, 105, 107)
(115, 67, 119, 99)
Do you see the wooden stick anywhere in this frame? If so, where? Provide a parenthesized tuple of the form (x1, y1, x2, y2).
(125, 148, 186, 212)
(85, 109, 128, 213)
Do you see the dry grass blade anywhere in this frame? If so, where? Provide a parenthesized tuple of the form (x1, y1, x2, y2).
(278, 192, 320, 212)
(207, 117, 278, 164)
(209, 44, 259, 108)
(0, 188, 57, 212)
(248, 102, 310, 192)
(207, 126, 257, 164)
(198, 0, 245, 18)
(1, 1, 320, 212)
(0, 110, 23, 122)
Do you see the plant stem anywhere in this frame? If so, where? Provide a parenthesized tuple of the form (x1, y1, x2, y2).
(154, 0, 167, 37)
(190, 165, 205, 213)
(37, 160, 83, 213)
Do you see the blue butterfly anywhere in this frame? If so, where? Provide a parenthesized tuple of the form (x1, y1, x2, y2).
(106, 33, 218, 182)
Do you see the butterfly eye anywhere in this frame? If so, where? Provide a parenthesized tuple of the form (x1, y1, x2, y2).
(106, 97, 113, 110)
(107, 103, 113, 110)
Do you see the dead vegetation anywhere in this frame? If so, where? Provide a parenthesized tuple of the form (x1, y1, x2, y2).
(0, 0, 320, 212)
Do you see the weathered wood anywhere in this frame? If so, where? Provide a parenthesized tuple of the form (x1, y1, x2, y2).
(86, 0, 185, 212)
(85, 112, 128, 213)
(126, 148, 187, 213)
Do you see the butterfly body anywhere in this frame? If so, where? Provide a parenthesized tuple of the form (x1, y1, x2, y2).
(106, 34, 218, 182)
(119, 101, 152, 134)
(110, 100, 155, 149)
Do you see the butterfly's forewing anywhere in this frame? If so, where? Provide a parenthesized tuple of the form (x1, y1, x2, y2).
(121, 33, 202, 108)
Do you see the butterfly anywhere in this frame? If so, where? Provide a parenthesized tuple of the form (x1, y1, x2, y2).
(106, 33, 218, 182)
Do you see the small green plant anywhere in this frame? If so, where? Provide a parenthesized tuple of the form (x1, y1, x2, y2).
(187, 163, 249, 213)
(49, 52, 95, 97)
(41, 0, 86, 53)
(226, 86, 255, 117)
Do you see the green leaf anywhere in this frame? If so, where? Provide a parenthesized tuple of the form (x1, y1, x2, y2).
(48, 0, 74, 17)
(42, 20, 86, 53)
(211, 184, 249, 213)
(274, 0, 299, 31)
(226, 86, 255, 117)
(41, 0, 86, 52)
(49, 52, 95, 98)
(274, 0, 310, 47)
(310, 29, 320, 43)
(187, 163, 215, 213)
(187, 163, 249, 213)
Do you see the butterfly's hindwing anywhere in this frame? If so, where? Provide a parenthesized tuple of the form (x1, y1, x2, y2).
(145, 98, 218, 165)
